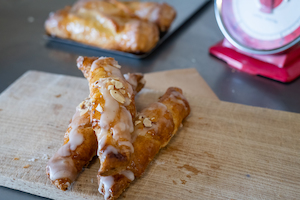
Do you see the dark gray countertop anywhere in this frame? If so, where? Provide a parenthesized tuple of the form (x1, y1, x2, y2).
(1, 0, 300, 199)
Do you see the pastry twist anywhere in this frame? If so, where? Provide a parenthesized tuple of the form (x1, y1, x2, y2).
(98, 87, 190, 200)
(45, 1, 159, 53)
(46, 68, 145, 190)
(78, 56, 137, 176)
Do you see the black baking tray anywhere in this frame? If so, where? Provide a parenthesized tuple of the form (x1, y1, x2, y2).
(45, 0, 211, 59)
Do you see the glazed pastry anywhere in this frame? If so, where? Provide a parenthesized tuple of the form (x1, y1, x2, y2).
(123, 72, 145, 94)
(46, 98, 97, 191)
(98, 87, 191, 200)
(78, 56, 138, 176)
(45, 1, 159, 53)
(75, 0, 176, 32)
(46, 71, 145, 191)
(119, 0, 176, 32)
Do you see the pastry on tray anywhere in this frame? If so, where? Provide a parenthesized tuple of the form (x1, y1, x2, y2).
(46, 56, 190, 200)
(114, 0, 177, 32)
(45, 0, 176, 53)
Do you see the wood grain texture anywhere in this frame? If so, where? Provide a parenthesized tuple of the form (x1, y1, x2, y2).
(144, 68, 218, 100)
(0, 70, 299, 200)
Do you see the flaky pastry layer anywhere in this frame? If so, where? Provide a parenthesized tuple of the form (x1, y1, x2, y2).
(45, 0, 160, 53)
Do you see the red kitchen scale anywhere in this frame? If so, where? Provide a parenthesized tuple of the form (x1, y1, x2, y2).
(209, 0, 300, 82)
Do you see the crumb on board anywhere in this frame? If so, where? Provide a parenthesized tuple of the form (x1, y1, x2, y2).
(28, 158, 37, 162)
(23, 164, 31, 168)
(13, 157, 20, 160)
(55, 94, 61, 98)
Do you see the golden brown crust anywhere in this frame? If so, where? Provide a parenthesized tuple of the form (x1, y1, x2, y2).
(46, 57, 145, 191)
(45, 1, 159, 53)
(97, 174, 131, 200)
(73, 0, 176, 32)
(123, 72, 145, 94)
(123, 1, 176, 32)
(78, 56, 137, 176)
(131, 87, 190, 176)
(98, 87, 190, 199)
(77, 56, 137, 122)
(158, 87, 191, 138)
(46, 102, 97, 191)
(51, 178, 72, 191)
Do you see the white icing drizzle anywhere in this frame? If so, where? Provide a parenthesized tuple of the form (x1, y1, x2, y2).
(98, 170, 134, 200)
(118, 141, 134, 153)
(47, 103, 90, 182)
(98, 79, 119, 137)
(99, 175, 114, 200)
(91, 57, 107, 71)
(48, 156, 77, 182)
(112, 106, 134, 142)
(101, 145, 118, 163)
(57, 143, 71, 157)
(68, 107, 88, 151)
(91, 58, 135, 158)
(69, 128, 84, 151)
(120, 170, 135, 181)
(123, 73, 137, 89)
(98, 134, 108, 151)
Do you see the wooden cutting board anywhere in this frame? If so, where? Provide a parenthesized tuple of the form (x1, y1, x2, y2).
(0, 70, 299, 200)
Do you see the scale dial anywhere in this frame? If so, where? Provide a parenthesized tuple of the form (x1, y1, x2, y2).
(215, 0, 300, 54)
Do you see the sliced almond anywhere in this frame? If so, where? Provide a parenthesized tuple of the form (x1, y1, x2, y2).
(96, 104, 103, 113)
(114, 80, 123, 89)
(120, 89, 126, 94)
(127, 92, 131, 98)
(78, 100, 89, 116)
(143, 118, 152, 128)
(110, 90, 125, 104)
(79, 108, 88, 116)
(115, 64, 121, 69)
(135, 120, 141, 126)
(108, 85, 114, 90)
(77, 101, 85, 109)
